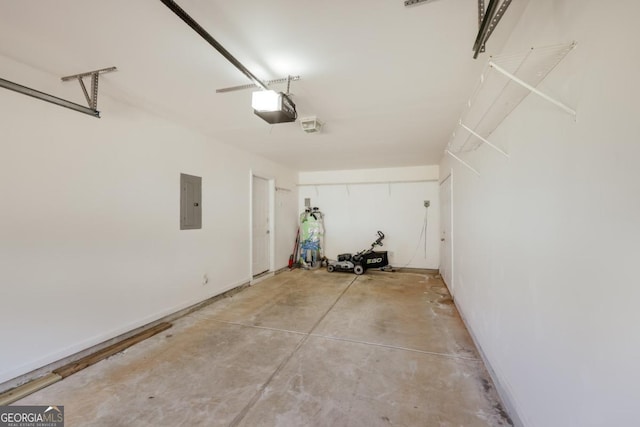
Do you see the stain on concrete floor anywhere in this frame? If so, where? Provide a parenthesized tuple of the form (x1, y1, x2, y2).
(15, 269, 512, 426)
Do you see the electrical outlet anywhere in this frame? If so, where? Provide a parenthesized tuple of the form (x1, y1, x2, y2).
(424, 200, 430, 208)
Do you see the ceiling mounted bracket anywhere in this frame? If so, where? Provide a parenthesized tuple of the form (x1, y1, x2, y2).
(61, 66, 117, 110)
(404, 0, 438, 7)
(478, 0, 486, 25)
(481, 0, 512, 53)
(474, 0, 512, 58)
(216, 76, 301, 94)
(0, 77, 100, 118)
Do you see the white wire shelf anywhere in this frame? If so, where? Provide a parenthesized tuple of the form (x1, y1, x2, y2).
(446, 42, 577, 172)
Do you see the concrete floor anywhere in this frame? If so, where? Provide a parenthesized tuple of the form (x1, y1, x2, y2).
(16, 269, 512, 426)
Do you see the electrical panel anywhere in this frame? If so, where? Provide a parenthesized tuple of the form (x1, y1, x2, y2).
(180, 173, 202, 230)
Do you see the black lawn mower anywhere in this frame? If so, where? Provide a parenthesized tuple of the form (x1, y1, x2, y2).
(327, 231, 393, 275)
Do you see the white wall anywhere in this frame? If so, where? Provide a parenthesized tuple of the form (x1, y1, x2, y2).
(440, 1, 640, 426)
(0, 55, 298, 385)
(299, 166, 439, 269)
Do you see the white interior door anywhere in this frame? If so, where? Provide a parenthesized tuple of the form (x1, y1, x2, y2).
(252, 176, 270, 276)
(439, 174, 453, 292)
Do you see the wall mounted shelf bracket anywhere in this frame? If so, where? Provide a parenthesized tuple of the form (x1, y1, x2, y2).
(61, 66, 117, 112)
(458, 120, 510, 158)
(488, 61, 576, 117)
(446, 150, 481, 176)
(445, 41, 576, 175)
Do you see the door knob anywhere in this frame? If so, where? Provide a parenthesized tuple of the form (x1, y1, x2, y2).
(440, 238, 445, 241)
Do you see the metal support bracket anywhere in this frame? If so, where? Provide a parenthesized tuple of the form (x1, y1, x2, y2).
(216, 75, 301, 94)
(404, 0, 437, 7)
(445, 150, 481, 176)
(459, 120, 510, 158)
(489, 61, 577, 116)
(474, 0, 512, 57)
(0, 77, 100, 117)
(482, 0, 512, 51)
(478, 0, 486, 27)
(61, 66, 117, 111)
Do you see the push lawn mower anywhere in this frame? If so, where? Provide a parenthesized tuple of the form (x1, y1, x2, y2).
(327, 231, 392, 275)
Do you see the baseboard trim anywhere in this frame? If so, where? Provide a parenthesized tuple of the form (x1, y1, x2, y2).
(394, 267, 440, 275)
(251, 271, 274, 284)
(452, 298, 525, 427)
(0, 280, 251, 396)
(0, 373, 62, 406)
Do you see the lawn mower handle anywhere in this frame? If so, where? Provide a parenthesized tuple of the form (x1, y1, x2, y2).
(373, 231, 385, 247)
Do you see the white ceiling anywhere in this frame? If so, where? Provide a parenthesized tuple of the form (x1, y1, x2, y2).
(0, 0, 526, 171)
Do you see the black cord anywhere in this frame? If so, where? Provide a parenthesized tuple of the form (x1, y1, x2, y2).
(401, 206, 429, 268)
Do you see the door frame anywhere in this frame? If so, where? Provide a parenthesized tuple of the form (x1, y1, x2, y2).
(439, 170, 454, 295)
(249, 171, 275, 282)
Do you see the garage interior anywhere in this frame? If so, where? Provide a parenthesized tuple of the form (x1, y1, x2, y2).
(1, 1, 638, 426)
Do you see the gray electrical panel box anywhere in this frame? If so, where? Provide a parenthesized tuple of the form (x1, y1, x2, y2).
(180, 173, 202, 230)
